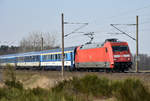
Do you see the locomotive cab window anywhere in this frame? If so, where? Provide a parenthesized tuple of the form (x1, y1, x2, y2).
(112, 46, 128, 52)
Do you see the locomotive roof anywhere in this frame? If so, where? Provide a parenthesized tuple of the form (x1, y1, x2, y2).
(79, 38, 126, 50)
(80, 43, 104, 49)
(40, 46, 76, 54)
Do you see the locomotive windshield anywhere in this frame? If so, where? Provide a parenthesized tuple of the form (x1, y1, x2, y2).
(112, 46, 128, 52)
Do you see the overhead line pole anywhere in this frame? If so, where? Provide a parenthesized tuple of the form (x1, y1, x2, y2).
(61, 13, 65, 79)
(61, 14, 88, 79)
(136, 16, 139, 73)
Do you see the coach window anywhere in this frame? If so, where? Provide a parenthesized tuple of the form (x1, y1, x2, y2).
(49, 55, 52, 60)
(37, 56, 39, 61)
(36, 56, 38, 61)
(25, 56, 27, 62)
(55, 54, 56, 60)
(46, 55, 49, 60)
(35, 56, 37, 61)
(64, 53, 67, 60)
(27, 56, 29, 62)
(42, 56, 44, 60)
(31, 56, 33, 61)
(58, 54, 61, 60)
(42, 56, 44, 61)
(53, 54, 56, 60)
(29, 56, 31, 62)
(60, 54, 62, 59)
(32, 56, 34, 61)
(54, 54, 56, 60)
(33, 56, 35, 61)
(50, 55, 52, 60)
(47, 55, 49, 60)
(52, 54, 54, 60)
(34, 56, 36, 61)
(44, 55, 46, 60)
(55, 54, 57, 60)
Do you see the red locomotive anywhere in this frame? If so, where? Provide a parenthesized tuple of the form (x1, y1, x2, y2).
(75, 39, 132, 72)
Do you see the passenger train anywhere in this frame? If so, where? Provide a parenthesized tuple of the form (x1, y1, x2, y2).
(0, 39, 132, 72)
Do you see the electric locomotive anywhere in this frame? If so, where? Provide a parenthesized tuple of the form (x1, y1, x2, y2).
(75, 39, 132, 71)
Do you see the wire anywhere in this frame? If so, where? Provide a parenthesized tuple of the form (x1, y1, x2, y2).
(110, 24, 136, 40)
(135, 4, 150, 11)
(92, 4, 150, 33)
(107, 4, 150, 20)
(64, 23, 88, 37)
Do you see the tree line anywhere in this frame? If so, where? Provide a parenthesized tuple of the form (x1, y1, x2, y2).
(0, 32, 59, 55)
(132, 54, 150, 70)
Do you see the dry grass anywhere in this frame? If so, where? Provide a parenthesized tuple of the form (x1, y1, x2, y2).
(10, 71, 150, 89)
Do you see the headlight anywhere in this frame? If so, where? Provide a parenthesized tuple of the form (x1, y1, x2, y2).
(123, 54, 130, 57)
(114, 55, 120, 58)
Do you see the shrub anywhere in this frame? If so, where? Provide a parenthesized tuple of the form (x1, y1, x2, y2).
(4, 80, 23, 90)
(32, 87, 48, 96)
(0, 73, 150, 101)
(79, 75, 111, 97)
(3, 64, 16, 81)
(115, 78, 150, 101)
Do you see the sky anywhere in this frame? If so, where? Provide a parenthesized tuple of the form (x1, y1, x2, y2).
(0, 0, 150, 55)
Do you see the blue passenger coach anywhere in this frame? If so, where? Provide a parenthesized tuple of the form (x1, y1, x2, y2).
(0, 54, 17, 67)
(0, 47, 76, 70)
(16, 52, 41, 69)
(40, 47, 76, 70)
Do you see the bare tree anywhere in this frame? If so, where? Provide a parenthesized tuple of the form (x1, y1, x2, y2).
(132, 54, 150, 71)
(19, 31, 59, 52)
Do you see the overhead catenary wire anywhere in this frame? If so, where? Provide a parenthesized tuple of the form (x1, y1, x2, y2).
(64, 23, 88, 37)
(58, 4, 150, 49)
(91, 3, 150, 34)
(104, 4, 150, 21)
(110, 24, 136, 40)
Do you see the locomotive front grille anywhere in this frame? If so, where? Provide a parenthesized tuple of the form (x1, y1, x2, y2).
(114, 62, 132, 69)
